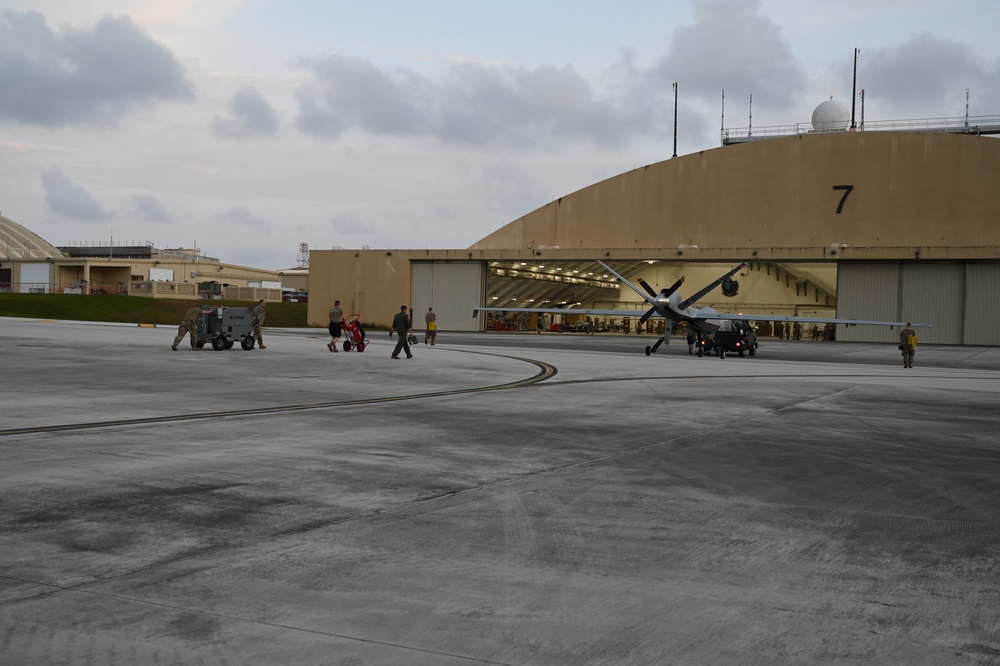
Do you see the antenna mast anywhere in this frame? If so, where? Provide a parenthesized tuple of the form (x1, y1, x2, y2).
(721, 89, 725, 146)
(859, 89, 865, 130)
(851, 48, 859, 129)
(672, 82, 678, 158)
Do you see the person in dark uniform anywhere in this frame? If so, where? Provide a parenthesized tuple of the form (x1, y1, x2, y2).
(391, 305, 414, 359)
(172, 303, 212, 350)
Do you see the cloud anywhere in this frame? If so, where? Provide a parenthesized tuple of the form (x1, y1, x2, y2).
(859, 34, 1000, 116)
(294, 55, 651, 148)
(210, 86, 279, 140)
(41, 166, 115, 222)
(436, 62, 639, 147)
(295, 55, 426, 139)
(330, 212, 378, 238)
(296, 0, 805, 149)
(132, 194, 175, 224)
(481, 159, 550, 215)
(0, 10, 194, 128)
(651, 0, 804, 106)
(290, 1, 812, 151)
(215, 206, 268, 230)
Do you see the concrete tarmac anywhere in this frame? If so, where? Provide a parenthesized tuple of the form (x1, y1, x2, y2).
(2, 318, 999, 665)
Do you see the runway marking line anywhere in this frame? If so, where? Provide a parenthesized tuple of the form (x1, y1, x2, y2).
(0, 349, 556, 438)
(2, 345, 992, 438)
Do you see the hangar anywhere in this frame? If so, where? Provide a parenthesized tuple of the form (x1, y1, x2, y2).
(308, 119, 1000, 346)
(0, 213, 284, 301)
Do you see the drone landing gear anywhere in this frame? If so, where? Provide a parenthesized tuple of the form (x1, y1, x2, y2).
(645, 337, 666, 356)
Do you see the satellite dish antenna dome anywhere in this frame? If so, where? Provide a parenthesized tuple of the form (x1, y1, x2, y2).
(812, 99, 850, 131)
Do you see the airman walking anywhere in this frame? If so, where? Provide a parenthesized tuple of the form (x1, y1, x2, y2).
(900, 322, 917, 368)
(424, 307, 437, 345)
(251, 299, 267, 349)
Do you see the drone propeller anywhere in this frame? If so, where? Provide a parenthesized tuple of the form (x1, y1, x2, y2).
(678, 263, 746, 310)
(636, 278, 658, 298)
(637, 275, 684, 325)
(661, 276, 684, 297)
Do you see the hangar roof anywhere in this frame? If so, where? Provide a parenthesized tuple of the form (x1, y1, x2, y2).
(0, 214, 64, 260)
(470, 131, 1000, 262)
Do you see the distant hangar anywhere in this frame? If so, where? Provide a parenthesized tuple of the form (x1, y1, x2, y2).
(0, 214, 282, 299)
(309, 126, 1000, 346)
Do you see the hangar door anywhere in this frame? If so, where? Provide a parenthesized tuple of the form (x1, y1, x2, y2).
(837, 262, 1000, 345)
(410, 261, 485, 332)
(965, 263, 1000, 345)
(19, 263, 50, 293)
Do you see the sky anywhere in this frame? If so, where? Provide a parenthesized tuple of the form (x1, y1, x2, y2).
(1, 0, 998, 269)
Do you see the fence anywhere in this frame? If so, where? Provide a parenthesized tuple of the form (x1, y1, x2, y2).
(222, 286, 283, 302)
(130, 281, 199, 298)
(0, 282, 130, 295)
(0, 281, 281, 302)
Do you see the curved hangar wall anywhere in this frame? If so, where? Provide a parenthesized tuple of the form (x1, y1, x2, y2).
(471, 131, 1000, 258)
(470, 131, 1000, 345)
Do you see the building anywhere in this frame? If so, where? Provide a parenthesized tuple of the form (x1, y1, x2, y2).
(0, 214, 283, 301)
(308, 114, 1000, 345)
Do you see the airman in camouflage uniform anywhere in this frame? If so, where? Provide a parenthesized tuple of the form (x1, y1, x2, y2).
(251, 299, 267, 349)
(172, 304, 211, 350)
(900, 323, 917, 368)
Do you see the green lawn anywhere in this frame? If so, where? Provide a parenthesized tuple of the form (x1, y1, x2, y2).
(0, 294, 311, 328)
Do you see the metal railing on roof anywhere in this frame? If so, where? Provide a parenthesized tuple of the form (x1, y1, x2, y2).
(54, 241, 220, 263)
(722, 114, 1000, 145)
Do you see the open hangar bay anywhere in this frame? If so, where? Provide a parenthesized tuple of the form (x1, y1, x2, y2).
(309, 131, 1000, 347)
(2, 318, 999, 664)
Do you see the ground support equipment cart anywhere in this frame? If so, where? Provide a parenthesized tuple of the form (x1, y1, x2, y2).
(196, 307, 257, 351)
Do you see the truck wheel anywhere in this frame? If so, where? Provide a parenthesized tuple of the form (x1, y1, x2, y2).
(738, 349, 745, 357)
(344, 341, 353, 351)
(224, 340, 235, 349)
(212, 335, 227, 351)
(241, 337, 255, 350)
(719, 349, 726, 359)
(357, 341, 367, 352)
